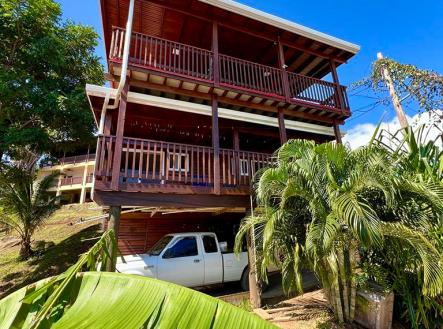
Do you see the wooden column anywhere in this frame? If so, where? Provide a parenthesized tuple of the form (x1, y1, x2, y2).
(212, 21, 220, 85)
(232, 128, 240, 184)
(278, 37, 291, 102)
(278, 108, 287, 144)
(110, 80, 129, 190)
(334, 123, 342, 144)
(103, 112, 113, 135)
(246, 207, 261, 308)
(212, 95, 221, 195)
(233, 128, 240, 151)
(106, 205, 121, 272)
(329, 59, 346, 112)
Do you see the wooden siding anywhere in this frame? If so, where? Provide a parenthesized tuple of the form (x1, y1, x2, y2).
(116, 211, 244, 255)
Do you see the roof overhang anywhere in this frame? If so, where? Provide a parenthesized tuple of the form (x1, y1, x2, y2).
(86, 84, 335, 137)
(199, 0, 360, 54)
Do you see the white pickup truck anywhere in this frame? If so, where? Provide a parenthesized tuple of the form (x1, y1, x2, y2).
(116, 232, 250, 290)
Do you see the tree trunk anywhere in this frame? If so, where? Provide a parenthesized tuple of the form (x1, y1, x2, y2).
(349, 240, 360, 321)
(338, 248, 350, 321)
(19, 236, 32, 260)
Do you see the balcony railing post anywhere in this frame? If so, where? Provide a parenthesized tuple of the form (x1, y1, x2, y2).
(212, 21, 220, 85)
(277, 37, 291, 102)
(329, 59, 346, 113)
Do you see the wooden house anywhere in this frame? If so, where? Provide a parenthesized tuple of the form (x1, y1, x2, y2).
(86, 0, 359, 255)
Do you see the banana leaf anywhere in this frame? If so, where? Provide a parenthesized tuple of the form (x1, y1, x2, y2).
(0, 272, 276, 329)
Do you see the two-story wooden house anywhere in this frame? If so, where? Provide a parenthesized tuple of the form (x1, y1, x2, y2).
(86, 0, 359, 255)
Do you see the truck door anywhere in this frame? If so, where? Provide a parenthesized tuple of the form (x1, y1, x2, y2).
(158, 235, 204, 287)
(201, 234, 223, 284)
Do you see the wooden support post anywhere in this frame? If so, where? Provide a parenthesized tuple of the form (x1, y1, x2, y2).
(212, 21, 220, 86)
(106, 205, 121, 272)
(329, 59, 346, 112)
(233, 128, 240, 184)
(79, 165, 89, 204)
(246, 206, 261, 308)
(212, 96, 221, 195)
(377, 52, 409, 129)
(110, 81, 129, 190)
(104, 112, 113, 135)
(278, 37, 291, 102)
(233, 128, 240, 151)
(334, 123, 342, 144)
(277, 108, 287, 144)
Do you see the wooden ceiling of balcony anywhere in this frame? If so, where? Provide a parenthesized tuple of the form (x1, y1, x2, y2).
(88, 95, 333, 151)
(100, 0, 355, 79)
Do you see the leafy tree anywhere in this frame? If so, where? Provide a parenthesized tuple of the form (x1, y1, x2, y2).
(364, 126, 443, 328)
(0, 0, 104, 162)
(0, 163, 59, 259)
(236, 139, 443, 324)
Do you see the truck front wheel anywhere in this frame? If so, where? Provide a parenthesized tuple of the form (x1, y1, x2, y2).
(240, 267, 249, 291)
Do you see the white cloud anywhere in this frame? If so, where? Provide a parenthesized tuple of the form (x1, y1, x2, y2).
(343, 111, 443, 149)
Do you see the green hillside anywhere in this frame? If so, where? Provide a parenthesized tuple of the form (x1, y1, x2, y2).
(0, 203, 103, 298)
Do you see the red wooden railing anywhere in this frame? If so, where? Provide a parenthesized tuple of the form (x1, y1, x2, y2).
(112, 27, 213, 81)
(288, 72, 344, 109)
(95, 135, 272, 192)
(219, 54, 283, 96)
(59, 154, 95, 165)
(60, 177, 83, 186)
(109, 27, 350, 112)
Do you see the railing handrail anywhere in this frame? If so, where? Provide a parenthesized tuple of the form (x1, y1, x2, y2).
(109, 135, 272, 158)
(287, 71, 338, 89)
(60, 176, 83, 185)
(111, 26, 347, 90)
(112, 26, 214, 56)
(219, 53, 280, 72)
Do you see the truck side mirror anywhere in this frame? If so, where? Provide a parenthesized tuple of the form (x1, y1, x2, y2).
(163, 249, 172, 259)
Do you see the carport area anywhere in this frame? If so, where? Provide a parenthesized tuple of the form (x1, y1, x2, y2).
(116, 207, 247, 255)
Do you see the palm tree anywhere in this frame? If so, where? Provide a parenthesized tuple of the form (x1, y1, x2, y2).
(0, 164, 59, 259)
(235, 139, 443, 324)
(0, 231, 276, 329)
(368, 126, 443, 328)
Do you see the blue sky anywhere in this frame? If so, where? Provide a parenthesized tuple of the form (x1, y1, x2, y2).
(58, 0, 443, 132)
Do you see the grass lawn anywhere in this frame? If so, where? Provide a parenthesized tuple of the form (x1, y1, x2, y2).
(0, 203, 103, 298)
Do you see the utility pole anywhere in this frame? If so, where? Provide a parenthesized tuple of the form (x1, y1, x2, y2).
(377, 52, 409, 129)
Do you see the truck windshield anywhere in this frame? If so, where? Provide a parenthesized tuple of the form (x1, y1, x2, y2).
(147, 235, 173, 256)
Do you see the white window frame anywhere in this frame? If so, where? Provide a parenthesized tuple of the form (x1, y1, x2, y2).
(168, 152, 189, 173)
(239, 158, 249, 176)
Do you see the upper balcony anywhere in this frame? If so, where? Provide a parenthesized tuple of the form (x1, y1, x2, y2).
(108, 27, 351, 124)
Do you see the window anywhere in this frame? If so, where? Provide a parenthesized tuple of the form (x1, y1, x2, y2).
(240, 159, 249, 176)
(148, 235, 173, 256)
(163, 237, 198, 258)
(169, 153, 189, 172)
(202, 235, 218, 253)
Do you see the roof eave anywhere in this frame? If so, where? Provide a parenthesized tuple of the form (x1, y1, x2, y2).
(198, 0, 360, 55)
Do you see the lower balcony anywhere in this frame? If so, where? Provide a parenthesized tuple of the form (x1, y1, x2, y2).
(94, 135, 273, 195)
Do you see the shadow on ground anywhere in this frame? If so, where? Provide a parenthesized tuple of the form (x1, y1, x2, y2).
(0, 224, 101, 298)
